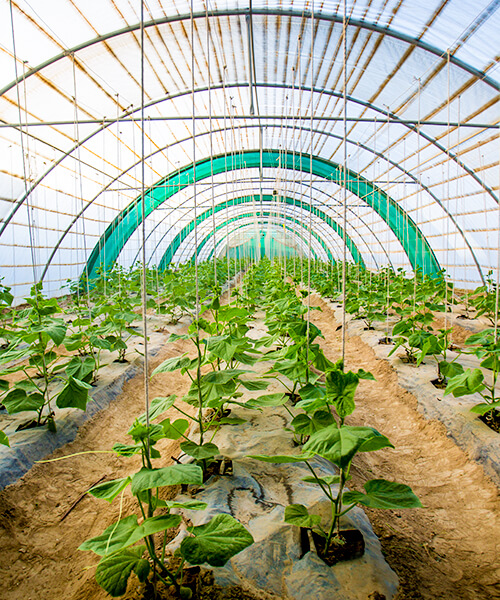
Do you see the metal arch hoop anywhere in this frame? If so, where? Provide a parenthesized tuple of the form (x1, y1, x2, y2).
(84, 150, 438, 280)
(6, 86, 489, 285)
(155, 198, 363, 270)
(0, 12, 497, 246)
(131, 178, 386, 271)
(37, 118, 480, 282)
(179, 216, 328, 263)
(1, 9, 497, 101)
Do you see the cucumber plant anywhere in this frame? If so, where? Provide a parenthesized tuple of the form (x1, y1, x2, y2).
(444, 328, 500, 429)
(80, 395, 253, 598)
(249, 363, 421, 553)
(0, 284, 93, 432)
(151, 302, 266, 475)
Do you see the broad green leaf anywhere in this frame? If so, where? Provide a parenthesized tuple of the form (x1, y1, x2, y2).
(3, 389, 44, 414)
(465, 329, 495, 346)
(32, 319, 67, 346)
(439, 360, 464, 380)
(80, 514, 182, 557)
(291, 412, 333, 436)
(13, 379, 38, 393)
(160, 417, 189, 440)
(239, 379, 269, 391)
(180, 514, 254, 567)
(79, 515, 140, 555)
(0, 430, 9, 447)
(139, 514, 182, 538)
(180, 440, 219, 460)
(444, 368, 485, 398)
(137, 395, 177, 424)
(65, 355, 95, 382)
(168, 333, 191, 342)
(218, 307, 249, 322)
(342, 479, 422, 509)
(284, 504, 322, 528)
(0, 347, 34, 366)
(248, 453, 313, 463)
(298, 382, 326, 400)
(130, 464, 203, 495)
(313, 350, 336, 373)
(112, 442, 141, 456)
(95, 546, 148, 597)
(56, 376, 92, 411)
(480, 354, 500, 371)
(88, 477, 131, 502)
(151, 355, 191, 376)
(205, 335, 237, 363)
(164, 499, 208, 511)
(325, 370, 359, 419)
(245, 393, 287, 408)
(301, 475, 341, 486)
(127, 420, 163, 443)
(203, 369, 250, 384)
(303, 425, 393, 469)
(470, 401, 500, 416)
(357, 368, 375, 381)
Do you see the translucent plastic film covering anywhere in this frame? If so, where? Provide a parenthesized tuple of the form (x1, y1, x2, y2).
(0, 0, 498, 300)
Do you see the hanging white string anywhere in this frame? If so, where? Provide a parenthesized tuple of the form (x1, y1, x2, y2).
(72, 54, 92, 317)
(385, 106, 391, 336)
(341, 0, 348, 363)
(9, 0, 37, 288)
(206, 4, 217, 287)
(445, 51, 451, 344)
(139, 0, 150, 431)
(413, 78, 421, 314)
(495, 119, 500, 342)
(191, 0, 200, 320)
(306, 0, 314, 360)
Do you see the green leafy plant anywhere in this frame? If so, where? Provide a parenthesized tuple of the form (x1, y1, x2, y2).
(80, 396, 253, 598)
(249, 363, 421, 553)
(151, 305, 265, 475)
(0, 284, 93, 431)
(444, 328, 500, 427)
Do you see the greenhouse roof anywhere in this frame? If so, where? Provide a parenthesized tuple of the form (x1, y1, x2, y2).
(0, 0, 499, 299)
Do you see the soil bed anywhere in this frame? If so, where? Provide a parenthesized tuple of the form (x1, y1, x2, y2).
(1, 294, 500, 600)
(480, 411, 500, 434)
(310, 529, 365, 565)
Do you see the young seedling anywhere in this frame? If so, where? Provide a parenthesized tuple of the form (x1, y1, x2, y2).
(80, 395, 253, 598)
(444, 328, 500, 428)
(0, 284, 93, 432)
(248, 362, 421, 557)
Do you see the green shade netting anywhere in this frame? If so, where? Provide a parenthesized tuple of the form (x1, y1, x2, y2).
(86, 150, 439, 279)
(159, 205, 341, 269)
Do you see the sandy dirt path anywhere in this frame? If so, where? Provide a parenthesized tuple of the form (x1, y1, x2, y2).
(1, 291, 499, 600)
(0, 329, 196, 600)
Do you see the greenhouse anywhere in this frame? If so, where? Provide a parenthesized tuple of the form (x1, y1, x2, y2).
(0, 1, 499, 599)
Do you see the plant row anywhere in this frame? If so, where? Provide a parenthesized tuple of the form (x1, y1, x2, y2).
(0, 258, 240, 447)
(77, 259, 421, 597)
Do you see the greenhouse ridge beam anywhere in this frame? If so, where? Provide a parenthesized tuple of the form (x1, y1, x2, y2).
(84, 150, 437, 281)
(1, 117, 496, 129)
(155, 197, 362, 270)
